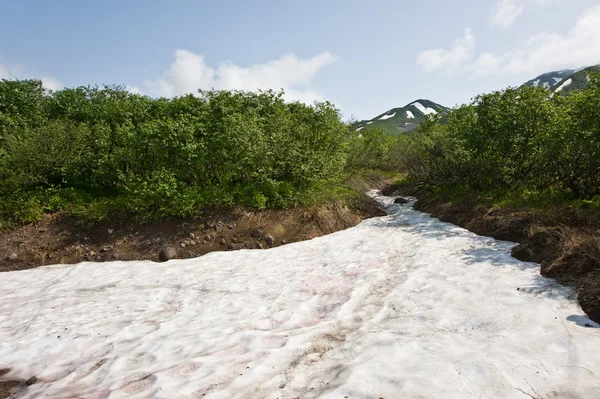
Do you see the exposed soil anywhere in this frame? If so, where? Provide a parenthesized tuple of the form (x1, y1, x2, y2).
(0, 194, 385, 274)
(383, 183, 600, 323)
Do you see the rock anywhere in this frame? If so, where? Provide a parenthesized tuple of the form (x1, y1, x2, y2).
(219, 239, 226, 246)
(228, 243, 245, 250)
(250, 228, 263, 238)
(101, 245, 114, 253)
(183, 251, 196, 259)
(159, 247, 177, 262)
(39, 228, 48, 233)
(189, 240, 196, 246)
(95, 255, 102, 261)
(256, 242, 265, 249)
(189, 232, 196, 240)
(8, 253, 18, 261)
(180, 242, 187, 248)
(115, 240, 124, 246)
(108, 229, 114, 234)
(264, 234, 275, 246)
(89, 251, 96, 257)
(394, 197, 409, 205)
(109, 252, 120, 261)
(204, 233, 215, 241)
(227, 223, 235, 230)
(26, 376, 37, 386)
(280, 239, 287, 245)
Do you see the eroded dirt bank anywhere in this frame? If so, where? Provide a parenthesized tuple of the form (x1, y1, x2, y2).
(382, 183, 600, 324)
(0, 194, 384, 274)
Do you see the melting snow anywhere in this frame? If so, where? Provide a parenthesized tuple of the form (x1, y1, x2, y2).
(366, 121, 373, 124)
(378, 112, 395, 120)
(0, 192, 599, 398)
(356, 126, 364, 131)
(406, 110, 415, 119)
(411, 102, 437, 115)
(552, 77, 562, 84)
(554, 78, 573, 93)
(533, 79, 540, 87)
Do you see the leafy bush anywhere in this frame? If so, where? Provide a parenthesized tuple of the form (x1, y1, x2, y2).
(0, 80, 349, 224)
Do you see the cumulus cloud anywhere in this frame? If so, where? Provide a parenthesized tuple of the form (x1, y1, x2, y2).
(491, 0, 524, 28)
(0, 62, 63, 91)
(417, 5, 600, 76)
(144, 50, 337, 104)
(416, 28, 475, 73)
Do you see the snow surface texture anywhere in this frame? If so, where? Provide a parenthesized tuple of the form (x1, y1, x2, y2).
(1, 193, 599, 399)
(554, 78, 573, 93)
(378, 112, 395, 120)
(406, 110, 414, 119)
(411, 102, 437, 115)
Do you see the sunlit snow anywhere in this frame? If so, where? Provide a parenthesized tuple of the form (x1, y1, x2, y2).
(533, 79, 540, 87)
(406, 110, 414, 119)
(378, 112, 395, 120)
(411, 102, 437, 115)
(355, 126, 364, 131)
(0, 192, 599, 398)
(554, 78, 573, 93)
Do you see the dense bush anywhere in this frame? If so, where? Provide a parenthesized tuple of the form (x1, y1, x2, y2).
(0, 82, 349, 223)
(371, 74, 600, 202)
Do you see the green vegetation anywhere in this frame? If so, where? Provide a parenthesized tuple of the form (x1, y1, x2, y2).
(354, 74, 600, 208)
(0, 81, 351, 227)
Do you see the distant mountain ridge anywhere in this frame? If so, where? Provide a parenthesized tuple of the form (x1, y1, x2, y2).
(524, 64, 600, 95)
(356, 99, 448, 135)
(524, 69, 575, 89)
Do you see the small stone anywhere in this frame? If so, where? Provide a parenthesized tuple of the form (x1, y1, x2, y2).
(183, 251, 196, 259)
(264, 234, 275, 246)
(280, 239, 287, 245)
(256, 242, 265, 249)
(219, 239, 226, 245)
(189, 232, 196, 239)
(101, 245, 114, 253)
(95, 255, 102, 261)
(180, 242, 187, 248)
(227, 223, 235, 229)
(109, 252, 120, 261)
(250, 228, 263, 238)
(204, 234, 215, 241)
(115, 240, 124, 246)
(26, 376, 37, 386)
(8, 253, 18, 261)
(89, 251, 96, 257)
(159, 247, 177, 262)
(394, 197, 409, 205)
(189, 240, 196, 246)
(134, 231, 139, 236)
(108, 229, 114, 234)
(39, 228, 48, 233)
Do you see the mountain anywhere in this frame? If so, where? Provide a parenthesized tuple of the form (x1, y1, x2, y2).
(550, 65, 600, 96)
(355, 99, 449, 135)
(524, 69, 575, 89)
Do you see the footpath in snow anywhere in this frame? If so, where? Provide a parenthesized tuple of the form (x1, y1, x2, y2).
(0, 192, 599, 398)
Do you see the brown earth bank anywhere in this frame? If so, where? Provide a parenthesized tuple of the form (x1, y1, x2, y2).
(0, 189, 386, 276)
(382, 183, 600, 324)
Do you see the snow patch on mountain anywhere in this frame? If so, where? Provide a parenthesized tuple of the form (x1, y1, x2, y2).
(411, 101, 437, 115)
(379, 112, 396, 120)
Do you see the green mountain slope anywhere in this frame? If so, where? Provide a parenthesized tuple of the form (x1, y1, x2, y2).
(355, 99, 448, 135)
(524, 69, 575, 89)
(551, 65, 600, 96)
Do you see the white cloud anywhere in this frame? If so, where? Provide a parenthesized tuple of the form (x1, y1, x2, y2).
(144, 50, 337, 104)
(416, 28, 475, 73)
(491, 0, 524, 28)
(0, 62, 63, 91)
(417, 5, 600, 77)
(491, 0, 561, 28)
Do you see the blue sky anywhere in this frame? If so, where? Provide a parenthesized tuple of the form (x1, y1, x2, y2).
(1, 0, 599, 119)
